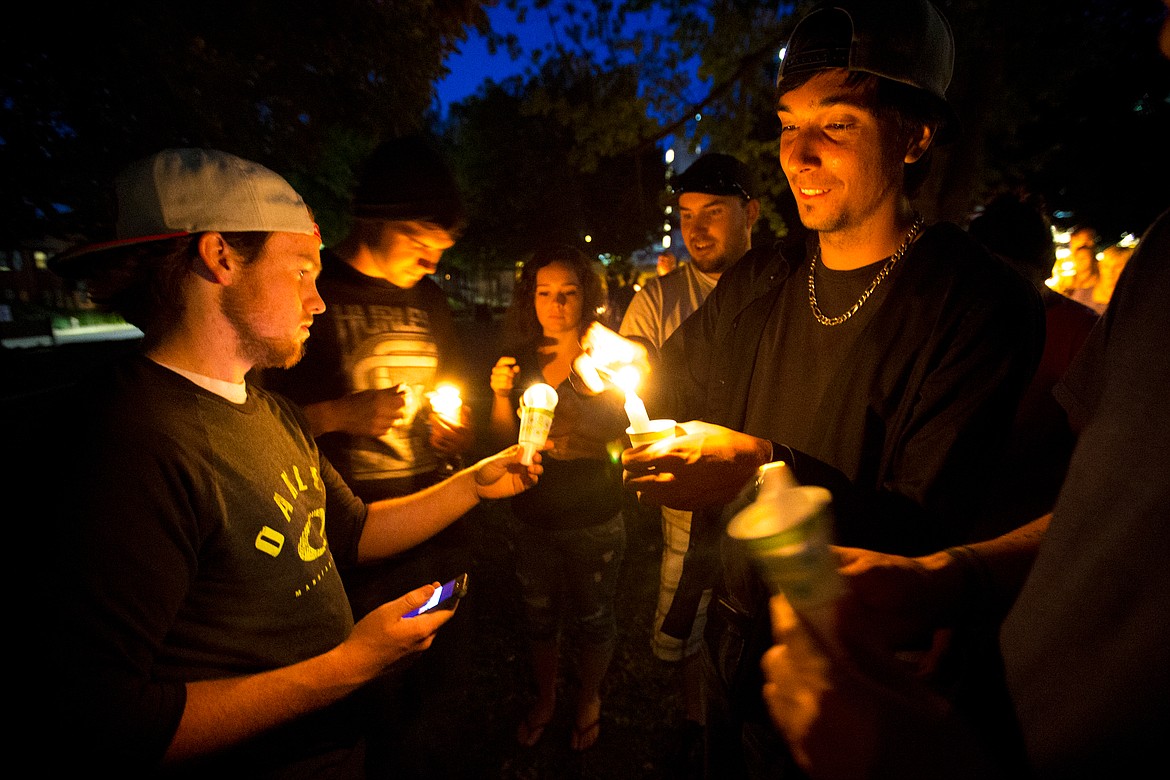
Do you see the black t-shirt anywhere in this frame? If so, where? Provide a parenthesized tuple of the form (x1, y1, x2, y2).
(506, 345, 627, 531)
(747, 252, 895, 452)
(263, 249, 466, 501)
(55, 356, 368, 774)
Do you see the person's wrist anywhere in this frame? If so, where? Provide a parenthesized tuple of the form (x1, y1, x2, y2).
(468, 462, 488, 502)
(304, 400, 334, 437)
(935, 545, 991, 625)
(325, 632, 381, 689)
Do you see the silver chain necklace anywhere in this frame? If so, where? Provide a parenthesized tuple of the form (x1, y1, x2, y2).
(808, 215, 925, 327)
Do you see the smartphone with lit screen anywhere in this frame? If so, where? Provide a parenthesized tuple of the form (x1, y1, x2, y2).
(403, 573, 469, 617)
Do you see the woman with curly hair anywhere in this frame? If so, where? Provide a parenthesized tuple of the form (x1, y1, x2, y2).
(488, 245, 629, 752)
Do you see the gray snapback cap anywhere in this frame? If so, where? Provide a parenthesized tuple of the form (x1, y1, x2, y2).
(51, 148, 318, 277)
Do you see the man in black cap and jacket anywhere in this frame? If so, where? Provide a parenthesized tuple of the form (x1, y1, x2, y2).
(621, 1, 1045, 776)
(619, 152, 760, 757)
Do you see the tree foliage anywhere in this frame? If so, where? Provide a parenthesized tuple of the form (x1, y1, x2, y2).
(481, 0, 1169, 240)
(440, 52, 666, 273)
(4, 0, 1167, 264)
(1, 0, 490, 246)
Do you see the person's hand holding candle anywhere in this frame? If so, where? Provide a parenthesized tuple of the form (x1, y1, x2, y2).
(427, 383, 474, 459)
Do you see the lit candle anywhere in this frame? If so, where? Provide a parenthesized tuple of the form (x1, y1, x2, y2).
(518, 383, 559, 465)
(614, 365, 651, 433)
(427, 383, 462, 423)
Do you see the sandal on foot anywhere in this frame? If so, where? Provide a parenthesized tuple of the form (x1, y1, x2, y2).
(570, 718, 601, 752)
(517, 711, 552, 748)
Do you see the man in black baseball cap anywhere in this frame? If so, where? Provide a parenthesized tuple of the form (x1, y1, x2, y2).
(760, 3, 1170, 778)
(618, 151, 762, 759)
(622, 152, 761, 353)
(670, 152, 762, 282)
(622, 1, 1043, 775)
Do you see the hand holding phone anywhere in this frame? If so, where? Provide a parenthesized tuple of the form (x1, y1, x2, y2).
(403, 573, 469, 617)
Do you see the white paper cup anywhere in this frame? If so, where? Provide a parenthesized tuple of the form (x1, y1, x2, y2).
(727, 485, 844, 607)
(626, 418, 679, 447)
(518, 405, 554, 465)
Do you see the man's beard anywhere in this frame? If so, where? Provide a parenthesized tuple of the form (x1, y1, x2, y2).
(691, 250, 734, 276)
(221, 286, 306, 370)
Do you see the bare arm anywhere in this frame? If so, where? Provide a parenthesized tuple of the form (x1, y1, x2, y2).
(817, 513, 1052, 654)
(761, 514, 1051, 778)
(356, 445, 539, 562)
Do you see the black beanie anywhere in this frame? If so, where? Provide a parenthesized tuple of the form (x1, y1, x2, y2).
(351, 134, 466, 234)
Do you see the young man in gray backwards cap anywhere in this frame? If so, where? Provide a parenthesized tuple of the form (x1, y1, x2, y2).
(620, 1, 1044, 776)
(45, 148, 538, 777)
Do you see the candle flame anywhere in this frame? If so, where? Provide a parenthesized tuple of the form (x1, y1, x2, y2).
(581, 322, 642, 367)
(613, 365, 641, 396)
(428, 383, 463, 420)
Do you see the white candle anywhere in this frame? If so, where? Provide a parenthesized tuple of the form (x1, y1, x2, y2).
(518, 383, 559, 465)
(613, 364, 651, 433)
(624, 388, 651, 433)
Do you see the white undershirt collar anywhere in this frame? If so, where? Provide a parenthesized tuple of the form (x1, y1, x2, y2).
(150, 358, 249, 404)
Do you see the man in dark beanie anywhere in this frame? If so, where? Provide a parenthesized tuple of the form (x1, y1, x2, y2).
(261, 133, 475, 778)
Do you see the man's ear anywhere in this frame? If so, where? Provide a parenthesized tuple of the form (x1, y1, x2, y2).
(195, 232, 234, 284)
(745, 198, 762, 229)
(904, 123, 936, 164)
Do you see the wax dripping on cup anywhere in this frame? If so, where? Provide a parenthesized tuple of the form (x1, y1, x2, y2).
(518, 383, 558, 465)
(726, 462, 845, 651)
